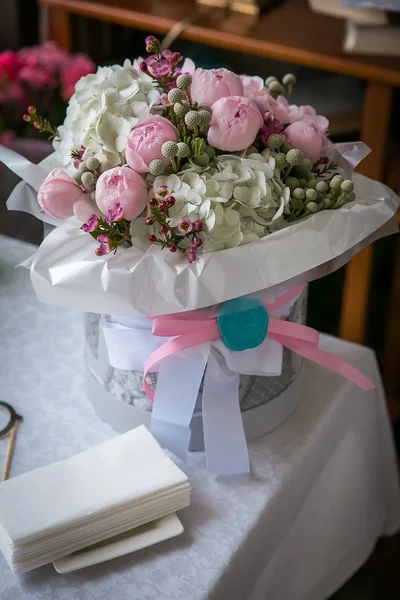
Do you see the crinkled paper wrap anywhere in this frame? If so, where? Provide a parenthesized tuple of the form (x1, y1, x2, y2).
(29, 172, 399, 317)
(1, 142, 398, 317)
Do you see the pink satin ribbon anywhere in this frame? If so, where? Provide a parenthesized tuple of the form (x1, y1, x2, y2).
(143, 285, 374, 400)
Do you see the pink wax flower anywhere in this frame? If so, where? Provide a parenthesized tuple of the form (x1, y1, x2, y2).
(208, 96, 264, 152)
(38, 169, 86, 220)
(177, 218, 193, 234)
(95, 166, 147, 220)
(125, 115, 179, 173)
(285, 120, 328, 162)
(106, 202, 124, 223)
(0, 51, 22, 81)
(190, 67, 243, 106)
(96, 234, 112, 256)
(82, 214, 99, 232)
(61, 54, 96, 99)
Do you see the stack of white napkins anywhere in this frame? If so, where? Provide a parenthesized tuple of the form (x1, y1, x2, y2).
(0, 426, 190, 574)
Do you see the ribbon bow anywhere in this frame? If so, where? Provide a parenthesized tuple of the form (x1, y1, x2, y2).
(104, 285, 374, 476)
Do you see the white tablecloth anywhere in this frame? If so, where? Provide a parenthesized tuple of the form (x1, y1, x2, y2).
(0, 234, 399, 600)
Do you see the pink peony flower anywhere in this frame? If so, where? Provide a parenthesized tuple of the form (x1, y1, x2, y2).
(73, 197, 100, 223)
(95, 167, 147, 220)
(208, 96, 264, 152)
(0, 51, 22, 81)
(125, 115, 179, 173)
(191, 68, 243, 106)
(38, 169, 86, 220)
(284, 119, 329, 162)
(61, 54, 96, 99)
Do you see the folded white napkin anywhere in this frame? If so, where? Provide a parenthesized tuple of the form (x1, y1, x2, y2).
(0, 426, 190, 574)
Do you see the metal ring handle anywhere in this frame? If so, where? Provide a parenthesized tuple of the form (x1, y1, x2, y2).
(0, 402, 23, 438)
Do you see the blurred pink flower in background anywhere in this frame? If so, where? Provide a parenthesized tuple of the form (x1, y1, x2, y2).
(0, 51, 23, 81)
(0, 41, 95, 140)
(61, 54, 96, 99)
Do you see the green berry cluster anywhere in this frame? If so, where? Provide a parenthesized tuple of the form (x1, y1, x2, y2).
(267, 135, 356, 218)
(265, 73, 296, 98)
(147, 74, 214, 176)
(73, 157, 112, 192)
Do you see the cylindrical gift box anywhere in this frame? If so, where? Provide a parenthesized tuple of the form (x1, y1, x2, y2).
(84, 289, 307, 450)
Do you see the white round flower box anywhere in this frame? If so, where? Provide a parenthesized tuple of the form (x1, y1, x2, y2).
(84, 290, 307, 450)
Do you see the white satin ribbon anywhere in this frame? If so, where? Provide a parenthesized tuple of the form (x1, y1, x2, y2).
(103, 317, 284, 475)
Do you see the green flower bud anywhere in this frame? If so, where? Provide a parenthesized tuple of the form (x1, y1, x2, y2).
(316, 180, 329, 193)
(302, 158, 313, 171)
(286, 177, 299, 190)
(161, 141, 178, 158)
(298, 178, 307, 188)
(198, 110, 211, 127)
(176, 74, 192, 89)
(149, 159, 165, 176)
(286, 148, 304, 166)
(205, 145, 216, 159)
(198, 103, 212, 113)
(292, 188, 305, 200)
(73, 172, 82, 184)
(330, 175, 344, 189)
(176, 142, 190, 159)
(267, 134, 284, 150)
(281, 143, 292, 154)
(340, 180, 354, 193)
(292, 196, 304, 210)
(79, 161, 89, 173)
(275, 153, 288, 170)
(306, 188, 318, 201)
(268, 80, 284, 97)
(173, 102, 189, 118)
(332, 195, 346, 209)
(306, 201, 318, 213)
(168, 88, 184, 104)
(323, 197, 332, 209)
(99, 161, 112, 173)
(265, 76, 277, 86)
(146, 173, 156, 185)
(86, 156, 100, 172)
(246, 146, 258, 155)
(185, 110, 201, 128)
(307, 179, 317, 189)
(193, 153, 210, 167)
(283, 73, 296, 87)
(81, 171, 95, 187)
(344, 191, 356, 203)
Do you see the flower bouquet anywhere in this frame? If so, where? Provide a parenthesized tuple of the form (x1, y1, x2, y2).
(1, 36, 399, 475)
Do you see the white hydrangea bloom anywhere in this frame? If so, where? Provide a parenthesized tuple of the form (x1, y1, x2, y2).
(149, 151, 287, 253)
(54, 59, 161, 169)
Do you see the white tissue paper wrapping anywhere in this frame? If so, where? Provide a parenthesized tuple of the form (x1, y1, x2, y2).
(29, 171, 398, 317)
(1, 141, 398, 317)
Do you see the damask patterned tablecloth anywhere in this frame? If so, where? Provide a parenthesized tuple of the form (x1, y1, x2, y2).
(0, 234, 399, 600)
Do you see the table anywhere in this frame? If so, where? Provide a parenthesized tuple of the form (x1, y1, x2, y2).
(0, 233, 400, 600)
